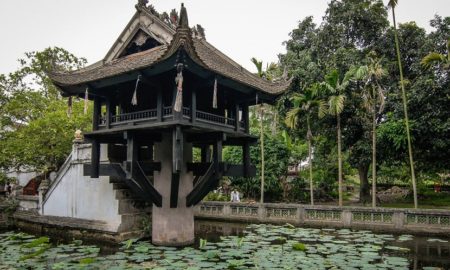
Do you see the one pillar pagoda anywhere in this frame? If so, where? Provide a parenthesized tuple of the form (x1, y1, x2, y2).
(49, 2, 291, 246)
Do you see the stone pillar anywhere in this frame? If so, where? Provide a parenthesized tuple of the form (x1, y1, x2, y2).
(152, 131, 194, 246)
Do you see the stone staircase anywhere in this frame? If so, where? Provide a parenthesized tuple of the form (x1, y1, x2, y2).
(111, 176, 152, 233)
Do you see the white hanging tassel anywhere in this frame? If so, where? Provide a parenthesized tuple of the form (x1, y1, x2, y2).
(131, 75, 141, 106)
(84, 88, 89, 115)
(213, 77, 218, 109)
(174, 70, 183, 112)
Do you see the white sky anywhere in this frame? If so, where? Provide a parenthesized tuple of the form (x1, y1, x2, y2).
(0, 0, 448, 75)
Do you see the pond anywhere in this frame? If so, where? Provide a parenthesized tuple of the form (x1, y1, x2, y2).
(0, 221, 449, 269)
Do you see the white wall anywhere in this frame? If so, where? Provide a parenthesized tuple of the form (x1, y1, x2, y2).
(42, 144, 122, 232)
(6, 170, 37, 187)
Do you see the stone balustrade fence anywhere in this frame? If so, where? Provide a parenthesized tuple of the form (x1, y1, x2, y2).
(195, 202, 450, 236)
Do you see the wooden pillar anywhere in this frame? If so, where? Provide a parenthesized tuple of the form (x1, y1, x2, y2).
(92, 97, 101, 131)
(157, 87, 163, 122)
(243, 102, 249, 133)
(243, 142, 250, 178)
(213, 137, 223, 176)
(191, 89, 197, 123)
(235, 103, 240, 131)
(201, 145, 211, 162)
(90, 139, 100, 178)
(105, 98, 111, 129)
(125, 132, 138, 179)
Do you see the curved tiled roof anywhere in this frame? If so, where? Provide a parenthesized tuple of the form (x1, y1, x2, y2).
(49, 4, 291, 96)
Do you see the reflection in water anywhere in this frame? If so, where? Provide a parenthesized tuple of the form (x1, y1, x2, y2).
(195, 220, 450, 269)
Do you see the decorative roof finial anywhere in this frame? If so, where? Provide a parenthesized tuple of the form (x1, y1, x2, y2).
(178, 3, 189, 29)
(136, 0, 148, 9)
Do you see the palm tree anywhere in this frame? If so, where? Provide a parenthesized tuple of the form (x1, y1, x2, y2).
(421, 39, 450, 70)
(251, 57, 266, 204)
(322, 69, 353, 207)
(387, 0, 418, 208)
(355, 53, 386, 208)
(285, 85, 326, 205)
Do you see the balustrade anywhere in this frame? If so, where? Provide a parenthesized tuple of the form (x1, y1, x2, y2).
(97, 106, 246, 132)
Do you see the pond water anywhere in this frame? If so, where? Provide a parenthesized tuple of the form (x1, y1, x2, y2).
(0, 221, 449, 269)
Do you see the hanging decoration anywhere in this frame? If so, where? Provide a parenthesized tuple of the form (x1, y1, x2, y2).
(84, 88, 89, 115)
(131, 75, 142, 106)
(67, 96, 72, 117)
(255, 92, 259, 105)
(213, 77, 218, 109)
(174, 64, 184, 112)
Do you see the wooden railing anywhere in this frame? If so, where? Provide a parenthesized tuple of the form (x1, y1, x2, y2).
(195, 202, 450, 236)
(196, 110, 236, 127)
(98, 106, 245, 132)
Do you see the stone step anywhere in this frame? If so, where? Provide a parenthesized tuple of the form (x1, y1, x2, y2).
(115, 189, 143, 201)
(112, 182, 128, 190)
(118, 199, 153, 215)
(119, 212, 152, 232)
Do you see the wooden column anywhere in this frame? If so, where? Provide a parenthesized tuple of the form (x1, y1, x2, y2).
(92, 97, 101, 131)
(213, 137, 223, 175)
(243, 102, 249, 133)
(105, 98, 111, 129)
(201, 145, 211, 162)
(234, 103, 240, 131)
(243, 142, 250, 178)
(125, 132, 138, 179)
(191, 89, 197, 123)
(157, 87, 163, 122)
(90, 139, 100, 178)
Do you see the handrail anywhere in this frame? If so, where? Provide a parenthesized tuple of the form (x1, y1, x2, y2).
(196, 110, 235, 126)
(98, 107, 245, 131)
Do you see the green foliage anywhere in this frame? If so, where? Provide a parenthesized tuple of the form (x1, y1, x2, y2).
(203, 191, 229, 202)
(0, 47, 91, 173)
(223, 130, 289, 201)
(292, 242, 307, 251)
(199, 238, 207, 249)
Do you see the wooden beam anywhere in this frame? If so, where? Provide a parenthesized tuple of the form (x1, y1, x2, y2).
(186, 163, 217, 207)
(187, 162, 256, 177)
(186, 132, 226, 143)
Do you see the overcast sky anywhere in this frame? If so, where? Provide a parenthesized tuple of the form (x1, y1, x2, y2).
(0, 0, 448, 75)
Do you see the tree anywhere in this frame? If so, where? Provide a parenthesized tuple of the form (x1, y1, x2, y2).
(322, 69, 356, 206)
(355, 52, 386, 207)
(421, 39, 449, 70)
(387, 0, 418, 208)
(285, 85, 326, 205)
(0, 47, 90, 175)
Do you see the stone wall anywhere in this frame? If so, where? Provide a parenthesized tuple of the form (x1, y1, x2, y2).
(195, 202, 450, 237)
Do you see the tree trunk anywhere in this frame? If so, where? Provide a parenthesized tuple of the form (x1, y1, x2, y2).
(337, 114, 343, 207)
(358, 163, 370, 205)
(307, 116, 314, 205)
(392, 7, 418, 209)
(260, 104, 265, 204)
(372, 88, 377, 208)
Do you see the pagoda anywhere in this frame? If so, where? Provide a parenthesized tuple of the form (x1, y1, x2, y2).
(49, 1, 291, 246)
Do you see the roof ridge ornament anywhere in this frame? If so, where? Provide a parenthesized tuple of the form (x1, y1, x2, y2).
(178, 3, 189, 29)
(136, 0, 148, 9)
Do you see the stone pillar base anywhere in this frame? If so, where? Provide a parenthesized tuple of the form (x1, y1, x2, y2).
(152, 131, 194, 246)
